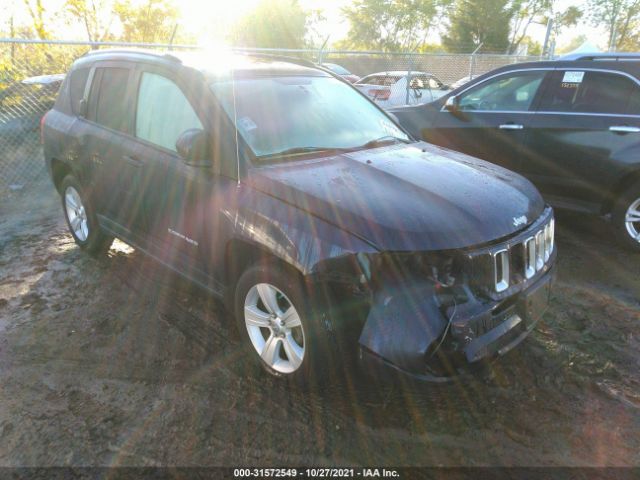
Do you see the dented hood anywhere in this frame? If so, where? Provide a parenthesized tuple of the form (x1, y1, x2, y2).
(247, 142, 545, 251)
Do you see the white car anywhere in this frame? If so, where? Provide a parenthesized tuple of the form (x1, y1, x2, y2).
(355, 71, 451, 108)
(450, 74, 479, 91)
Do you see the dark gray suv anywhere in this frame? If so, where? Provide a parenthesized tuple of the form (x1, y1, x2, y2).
(42, 50, 556, 383)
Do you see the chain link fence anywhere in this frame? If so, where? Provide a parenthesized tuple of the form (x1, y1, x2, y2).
(0, 39, 541, 190)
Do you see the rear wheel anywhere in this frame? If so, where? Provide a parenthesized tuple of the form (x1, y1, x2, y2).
(60, 175, 113, 256)
(613, 180, 640, 251)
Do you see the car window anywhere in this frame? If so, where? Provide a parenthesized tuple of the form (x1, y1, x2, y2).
(69, 68, 89, 115)
(360, 75, 400, 86)
(538, 70, 639, 115)
(458, 71, 546, 112)
(92, 67, 130, 133)
(210, 75, 409, 160)
(135, 72, 203, 152)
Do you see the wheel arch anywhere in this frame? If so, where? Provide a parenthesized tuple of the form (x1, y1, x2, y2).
(50, 158, 73, 193)
(603, 168, 640, 214)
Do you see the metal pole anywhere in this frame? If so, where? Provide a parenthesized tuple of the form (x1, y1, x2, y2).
(405, 54, 413, 105)
(469, 43, 482, 81)
(542, 18, 553, 59)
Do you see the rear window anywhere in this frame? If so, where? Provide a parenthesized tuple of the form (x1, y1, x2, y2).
(69, 68, 89, 115)
(539, 70, 639, 115)
(91, 67, 130, 133)
(360, 75, 401, 87)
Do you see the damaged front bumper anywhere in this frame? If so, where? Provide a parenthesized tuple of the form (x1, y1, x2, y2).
(356, 208, 557, 382)
(358, 263, 556, 382)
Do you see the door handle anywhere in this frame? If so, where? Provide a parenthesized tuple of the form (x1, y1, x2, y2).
(499, 124, 524, 130)
(609, 125, 640, 134)
(122, 155, 143, 167)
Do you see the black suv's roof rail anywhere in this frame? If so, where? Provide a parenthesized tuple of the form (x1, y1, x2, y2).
(559, 52, 640, 61)
(81, 48, 182, 63)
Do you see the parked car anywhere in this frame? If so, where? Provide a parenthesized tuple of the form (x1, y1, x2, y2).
(320, 62, 360, 83)
(391, 53, 640, 250)
(43, 50, 556, 383)
(0, 74, 65, 142)
(355, 71, 451, 108)
(450, 74, 479, 90)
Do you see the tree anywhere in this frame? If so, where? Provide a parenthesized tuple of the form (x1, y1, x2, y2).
(114, 0, 183, 44)
(228, 0, 308, 49)
(65, 0, 118, 43)
(587, 0, 640, 50)
(340, 0, 452, 52)
(508, 0, 549, 54)
(442, 0, 513, 53)
(21, 0, 49, 39)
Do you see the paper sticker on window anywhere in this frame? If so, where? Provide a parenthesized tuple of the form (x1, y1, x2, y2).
(562, 71, 584, 84)
(238, 116, 257, 132)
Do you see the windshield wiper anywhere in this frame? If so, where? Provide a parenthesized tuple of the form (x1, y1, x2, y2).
(355, 135, 411, 150)
(258, 146, 347, 160)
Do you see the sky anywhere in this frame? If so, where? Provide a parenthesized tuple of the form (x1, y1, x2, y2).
(2, 0, 609, 52)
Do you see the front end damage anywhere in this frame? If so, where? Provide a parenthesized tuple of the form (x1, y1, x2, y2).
(318, 207, 557, 382)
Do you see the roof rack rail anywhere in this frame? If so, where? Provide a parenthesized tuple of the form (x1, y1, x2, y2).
(559, 52, 640, 61)
(82, 48, 182, 63)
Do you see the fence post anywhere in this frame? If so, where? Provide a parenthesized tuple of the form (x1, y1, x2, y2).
(405, 53, 413, 105)
(468, 43, 482, 81)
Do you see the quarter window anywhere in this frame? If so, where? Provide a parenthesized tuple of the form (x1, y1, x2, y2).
(458, 71, 546, 112)
(92, 67, 130, 133)
(69, 68, 89, 115)
(538, 70, 639, 115)
(135, 72, 203, 152)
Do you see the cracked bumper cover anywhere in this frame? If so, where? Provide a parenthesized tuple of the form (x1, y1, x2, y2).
(358, 262, 556, 382)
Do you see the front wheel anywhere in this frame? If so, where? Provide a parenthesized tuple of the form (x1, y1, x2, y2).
(234, 262, 326, 384)
(60, 175, 113, 256)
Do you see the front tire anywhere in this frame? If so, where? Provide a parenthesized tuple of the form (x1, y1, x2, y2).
(233, 262, 325, 384)
(60, 175, 113, 256)
(613, 180, 640, 252)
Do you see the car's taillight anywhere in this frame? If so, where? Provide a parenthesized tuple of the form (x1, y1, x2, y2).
(368, 88, 391, 101)
(40, 110, 49, 145)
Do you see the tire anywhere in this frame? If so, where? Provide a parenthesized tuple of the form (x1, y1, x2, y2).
(233, 261, 329, 385)
(612, 180, 640, 252)
(60, 175, 113, 256)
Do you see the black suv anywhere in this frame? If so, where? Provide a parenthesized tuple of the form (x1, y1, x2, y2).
(391, 53, 640, 250)
(43, 50, 556, 383)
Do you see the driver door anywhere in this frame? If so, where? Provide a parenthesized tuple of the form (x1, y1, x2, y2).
(422, 70, 551, 173)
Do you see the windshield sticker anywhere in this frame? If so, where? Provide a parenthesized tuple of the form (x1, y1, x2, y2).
(238, 116, 257, 132)
(562, 71, 585, 84)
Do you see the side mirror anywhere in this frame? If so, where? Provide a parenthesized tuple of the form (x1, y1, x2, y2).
(444, 95, 459, 112)
(176, 128, 211, 167)
(441, 84, 451, 91)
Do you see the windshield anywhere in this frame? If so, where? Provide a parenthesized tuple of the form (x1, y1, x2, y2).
(210, 75, 409, 160)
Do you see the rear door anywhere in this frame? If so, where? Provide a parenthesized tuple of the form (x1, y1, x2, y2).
(83, 63, 146, 234)
(521, 69, 640, 207)
(421, 69, 550, 172)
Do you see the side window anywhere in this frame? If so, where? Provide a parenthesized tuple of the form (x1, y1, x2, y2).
(91, 67, 130, 133)
(135, 72, 203, 152)
(69, 68, 89, 115)
(458, 71, 547, 112)
(538, 70, 638, 115)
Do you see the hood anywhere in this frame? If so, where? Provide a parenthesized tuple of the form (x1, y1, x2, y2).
(247, 142, 545, 251)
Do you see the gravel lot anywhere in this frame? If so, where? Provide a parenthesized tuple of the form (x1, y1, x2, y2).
(0, 180, 639, 467)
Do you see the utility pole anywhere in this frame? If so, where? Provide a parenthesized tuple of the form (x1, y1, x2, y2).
(542, 18, 554, 59)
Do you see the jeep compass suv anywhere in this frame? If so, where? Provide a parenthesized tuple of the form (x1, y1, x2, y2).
(42, 50, 556, 382)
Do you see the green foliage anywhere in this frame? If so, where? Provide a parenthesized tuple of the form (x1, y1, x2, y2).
(64, 0, 118, 42)
(340, 0, 451, 52)
(228, 0, 308, 49)
(114, 0, 183, 44)
(443, 0, 513, 53)
(587, 0, 640, 50)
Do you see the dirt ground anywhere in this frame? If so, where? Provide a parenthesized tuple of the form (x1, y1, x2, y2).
(0, 180, 639, 467)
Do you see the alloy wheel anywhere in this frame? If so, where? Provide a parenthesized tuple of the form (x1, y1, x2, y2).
(625, 197, 640, 244)
(64, 186, 89, 242)
(244, 283, 305, 374)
